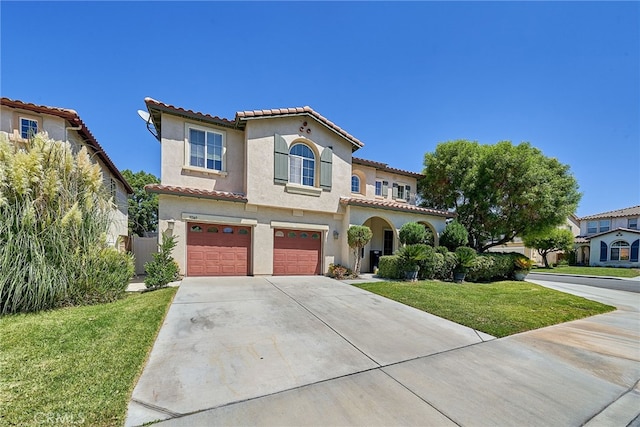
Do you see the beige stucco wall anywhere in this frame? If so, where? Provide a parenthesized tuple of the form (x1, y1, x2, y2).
(159, 114, 246, 194)
(579, 216, 637, 236)
(351, 163, 418, 203)
(244, 117, 353, 213)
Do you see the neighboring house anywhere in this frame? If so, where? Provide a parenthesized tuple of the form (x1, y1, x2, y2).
(142, 98, 454, 276)
(485, 215, 580, 266)
(575, 205, 640, 267)
(0, 98, 133, 249)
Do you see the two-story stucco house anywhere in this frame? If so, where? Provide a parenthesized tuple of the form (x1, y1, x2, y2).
(142, 98, 454, 276)
(575, 205, 639, 267)
(0, 98, 133, 248)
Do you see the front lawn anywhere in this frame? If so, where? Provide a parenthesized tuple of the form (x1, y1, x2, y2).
(354, 280, 614, 338)
(0, 287, 177, 427)
(533, 266, 640, 278)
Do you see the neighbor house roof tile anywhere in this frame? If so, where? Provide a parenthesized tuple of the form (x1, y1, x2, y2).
(340, 197, 454, 218)
(145, 184, 247, 203)
(580, 205, 640, 220)
(0, 97, 133, 194)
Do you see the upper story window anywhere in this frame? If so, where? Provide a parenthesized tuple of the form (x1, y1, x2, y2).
(375, 180, 382, 196)
(351, 175, 360, 193)
(610, 240, 630, 261)
(587, 221, 597, 234)
(628, 218, 638, 230)
(289, 143, 315, 186)
(20, 118, 38, 139)
(187, 124, 225, 172)
(393, 183, 411, 201)
(599, 219, 610, 233)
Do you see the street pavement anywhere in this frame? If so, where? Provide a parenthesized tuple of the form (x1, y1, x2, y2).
(126, 275, 640, 426)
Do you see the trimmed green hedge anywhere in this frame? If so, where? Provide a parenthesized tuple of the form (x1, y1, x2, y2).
(378, 249, 522, 283)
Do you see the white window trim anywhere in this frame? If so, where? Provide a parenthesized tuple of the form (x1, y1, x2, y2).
(184, 122, 227, 174)
(19, 116, 39, 140)
(289, 143, 316, 187)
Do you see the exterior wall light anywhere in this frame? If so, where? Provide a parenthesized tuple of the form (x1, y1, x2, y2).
(167, 219, 176, 231)
(333, 230, 339, 239)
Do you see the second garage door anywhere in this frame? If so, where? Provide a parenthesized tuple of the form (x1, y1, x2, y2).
(187, 223, 251, 276)
(273, 229, 321, 275)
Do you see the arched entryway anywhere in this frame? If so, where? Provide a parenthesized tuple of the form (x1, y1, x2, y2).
(362, 216, 397, 273)
(417, 221, 438, 246)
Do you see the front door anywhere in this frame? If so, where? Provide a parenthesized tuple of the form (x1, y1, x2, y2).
(383, 229, 394, 255)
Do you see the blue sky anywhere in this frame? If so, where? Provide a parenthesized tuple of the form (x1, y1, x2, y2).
(1, 1, 638, 217)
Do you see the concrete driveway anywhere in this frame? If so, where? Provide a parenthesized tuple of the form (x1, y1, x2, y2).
(126, 276, 640, 426)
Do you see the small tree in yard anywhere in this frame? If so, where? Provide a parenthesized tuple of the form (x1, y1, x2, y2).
(347, 225, 373, 276)
(440, 221, 469, 251)
(523, 228, 574, 268)
(144, 232, 180, 289)
(399, 222, 429, 246)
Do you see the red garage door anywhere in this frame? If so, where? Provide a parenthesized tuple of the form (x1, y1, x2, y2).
(187, 223, 251, 276)
(273, 229, 321, 275)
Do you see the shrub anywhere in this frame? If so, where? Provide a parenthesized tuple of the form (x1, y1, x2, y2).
(440, 221, 469, 251)
(378, 255, 402, 279)
(66, 247, 134, 305)
(466, 252, 518, 282)
(435, 246, 449, 255)
(399, 222, 428, 246)
(454, 246, 477, 272)
(327, 263, 353, 280)
(144, 233, 180, 289)
(397, 244, 429, 273)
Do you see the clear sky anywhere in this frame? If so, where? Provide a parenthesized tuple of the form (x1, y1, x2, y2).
(1, 1, 638, 217)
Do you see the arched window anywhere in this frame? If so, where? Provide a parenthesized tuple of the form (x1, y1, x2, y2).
(351, 175, 360, 193)
(610, 241, 630, 261)
(289, 144, 315, 186)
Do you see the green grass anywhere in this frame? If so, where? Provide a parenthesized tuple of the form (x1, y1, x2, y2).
(0, 287, 177, 427)
(533, 265, 640, 278)
(354, 280, 614, 338)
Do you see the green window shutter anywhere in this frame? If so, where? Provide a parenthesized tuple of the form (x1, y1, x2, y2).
(405, 185, 411, 200)
(392, 183, 398, 199)
(320, 147, 332, 190)
(382, 181, 388, 197)
(274, 134, 288, 185)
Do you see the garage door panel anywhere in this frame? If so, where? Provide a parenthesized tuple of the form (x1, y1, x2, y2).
(273, 229, 321, 275)
(187, 223, 251, 276)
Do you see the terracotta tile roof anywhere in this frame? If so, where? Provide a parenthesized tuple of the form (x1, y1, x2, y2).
(0, 97, 133, 194)
(236, 106, 364, 149)
(574, 236, 590, 244)
(145, 184, 247, 203)
(143, 98, 364, 150)
(144, 98, 237, 135)
(580, 205, 640, 220)
(340, 197, 454, 218)
(352, 157, 424, 178)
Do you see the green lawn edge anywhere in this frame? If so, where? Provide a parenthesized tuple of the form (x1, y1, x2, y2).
(532, 266, 640, 278)
(353, 280, 615, 338)
(0, 287, 177, 427)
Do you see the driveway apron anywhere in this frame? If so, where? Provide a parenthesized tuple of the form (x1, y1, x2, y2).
(126, 276, 640, 427)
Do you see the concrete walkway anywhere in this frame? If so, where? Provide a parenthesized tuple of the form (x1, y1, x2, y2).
(126, 276, 640, 426)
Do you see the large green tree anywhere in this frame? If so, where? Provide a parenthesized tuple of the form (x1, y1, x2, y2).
(121, 169, 159, 237)
(418, 140, 580, 252)
(523, 228, 575, 268)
